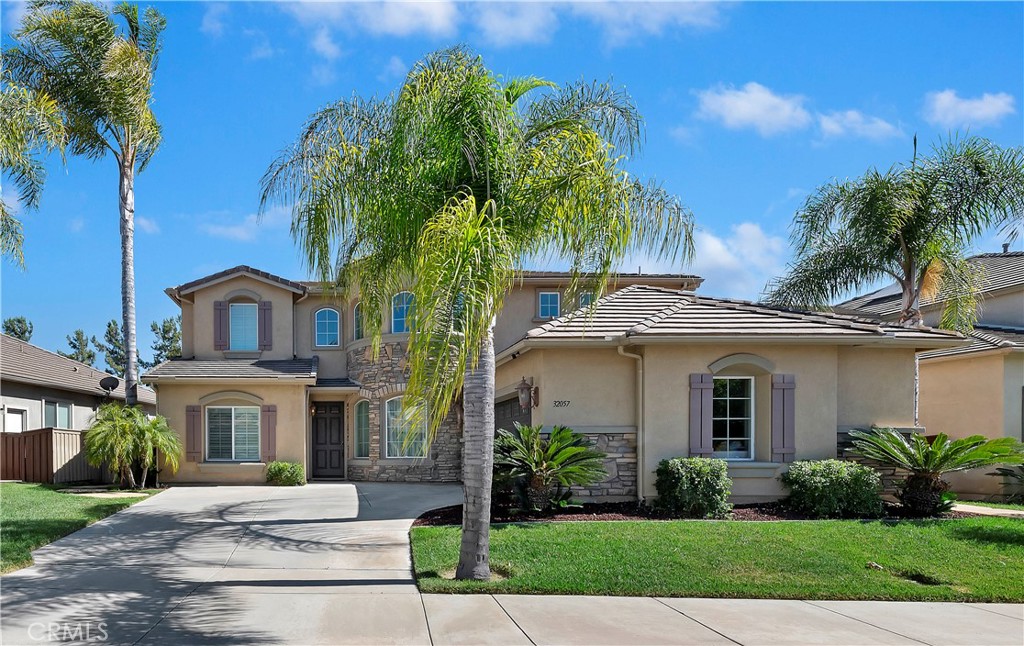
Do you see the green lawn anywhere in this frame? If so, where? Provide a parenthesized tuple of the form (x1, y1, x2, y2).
(0, 483, 154, 573)
(412, 518, 1024, 601)
(960, 501, 1024, 511)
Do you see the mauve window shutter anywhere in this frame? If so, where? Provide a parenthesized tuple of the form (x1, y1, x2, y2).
(261, 404, 277, 463)
(689, 373, 714, 457)
(185, 405, 202, 462)
(771, 374, 796, 462)
(213, 301, 228, 350)
(258, 301, 273, 351)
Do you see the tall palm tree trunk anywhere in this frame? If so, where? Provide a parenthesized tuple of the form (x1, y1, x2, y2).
(455, 321, 495, 581)
(119, 160, 138, 406)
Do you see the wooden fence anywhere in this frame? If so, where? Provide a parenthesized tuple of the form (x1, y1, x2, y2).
(0, 428, 101, 484)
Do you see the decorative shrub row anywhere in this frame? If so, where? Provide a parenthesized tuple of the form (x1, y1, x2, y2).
(266, 460, 306, 486)
(780, 459, 883, 518)
(654, 457, 732, 519)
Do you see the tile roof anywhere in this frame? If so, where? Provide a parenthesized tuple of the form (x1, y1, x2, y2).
(173, 265, 306, 295)
(522, 285, 963, 345)
(313, 377, 361, 388)
(918, 324, 1024, 360)
(837, 251, 1024, 316)
(299, 269, 704, 292)
(1, 334, 157, 404)
(143, 357, 318, 381)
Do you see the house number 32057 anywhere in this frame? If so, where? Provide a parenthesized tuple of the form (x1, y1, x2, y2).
(553, 400, 571, 407)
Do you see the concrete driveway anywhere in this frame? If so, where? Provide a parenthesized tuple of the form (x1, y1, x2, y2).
(0, 483, 462, 645)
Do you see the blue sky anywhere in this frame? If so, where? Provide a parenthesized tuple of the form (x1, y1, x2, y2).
(2, 1, 1022, 363)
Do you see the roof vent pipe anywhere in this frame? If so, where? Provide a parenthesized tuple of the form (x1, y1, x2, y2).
(1003, 242, 1010, 253)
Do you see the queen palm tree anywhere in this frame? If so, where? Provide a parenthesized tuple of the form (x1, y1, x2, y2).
(765, 136, 1024, 332)
(0, 75, 66, 267)
(84, 403, 182, 489)
(6, 0, 165, 405)
(261, 47, 694, 580)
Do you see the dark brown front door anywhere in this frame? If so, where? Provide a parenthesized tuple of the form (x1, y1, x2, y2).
(312, 403, 344, 478)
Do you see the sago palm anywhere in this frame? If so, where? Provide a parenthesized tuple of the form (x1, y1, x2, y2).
(765, 136, 1024, 332)
(495, 423, 608, 511)
(260, 46, 694, 579)
(0, 74, 66, 267)
(6, 0, 166, 404)
(849, 427, 1024, 516)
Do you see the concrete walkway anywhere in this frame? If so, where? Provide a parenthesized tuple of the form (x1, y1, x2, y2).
(954, 502, 1024, 518)
(1, 484, 1021, 645)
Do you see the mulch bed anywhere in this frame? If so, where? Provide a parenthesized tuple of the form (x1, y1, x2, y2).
(413, 501, 978, 526)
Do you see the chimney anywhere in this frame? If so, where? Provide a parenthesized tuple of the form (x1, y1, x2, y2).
(1003, 243, 1010, 253)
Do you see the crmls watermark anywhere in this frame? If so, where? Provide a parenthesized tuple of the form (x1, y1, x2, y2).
(28, 622, 109, 642)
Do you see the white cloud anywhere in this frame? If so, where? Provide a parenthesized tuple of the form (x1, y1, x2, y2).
(311, 26, 342, 61)
(200, 3, 228, 37)
(817, 110, 902, 141)
(243, 29, 278, 60)
(68, 217, 85, 233)
(695, 82, 812, 136)
(669, 125, 696, 144)
(200, 206, 290, 243)
(572, 1, 722, 47)
(280, 1, 459, 38)
(923, 89, 1016, 128)
(136, 216, 160, 234)
(378, 55, 407, 82)
(473, 3, 558, 47)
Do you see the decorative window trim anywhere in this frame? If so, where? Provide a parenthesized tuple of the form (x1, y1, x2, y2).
(198, 391, 264, 406)
(229, 302, 258, 351)
(391, 292, 414, 334)
(224, 288, 262, 302)
(711, 376, 755, 461)
(383, 395, 427, 458)
(709, 353, 775, 375)
(314, 307, 341, 347)
(354, 399, 371, 458)
(206, 405, 261, 462)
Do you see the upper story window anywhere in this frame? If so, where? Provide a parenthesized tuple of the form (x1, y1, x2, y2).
(353, 303, 364, 340)
(230, 302, 258, 351)
(315, 308, 340, 347)
(392, 292, 414, 334)
(385, 396, 427, 458)
(538, 291, 560, 319)
(712, 377, 754, 460)
(44, 401, 71, 429)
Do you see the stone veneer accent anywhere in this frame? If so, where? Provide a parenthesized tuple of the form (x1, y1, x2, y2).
(345, 341, 462, 482)
(837, 429, 912, 497)
(571, 432, 638, 501)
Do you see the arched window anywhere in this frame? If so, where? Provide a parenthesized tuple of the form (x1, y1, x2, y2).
(384, 396, 427, 458)
(353, 302, 364, 340)
(354, 400, 370, 458)
(314, 308, 340, 347)
(391, 292, 414, 334)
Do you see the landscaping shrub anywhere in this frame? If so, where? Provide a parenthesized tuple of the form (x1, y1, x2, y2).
(266, 461, 306, 486)
(655, 457, 732, 519)
(988, 465, 1024, 504)
(780, 459, 883, 518)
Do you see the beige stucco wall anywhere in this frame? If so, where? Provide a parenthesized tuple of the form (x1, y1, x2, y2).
(836, 347, 917, 429)
(920, 287, 1023, 328)
(189, 276, 296, 360)
(919, 351, 1022, 496)
(526, 348, 637, 430)
(496, 349, 546, 426)
(294, 296, 350, 379)
(180, 300, 195, 359)
(154, 382, 308, 484)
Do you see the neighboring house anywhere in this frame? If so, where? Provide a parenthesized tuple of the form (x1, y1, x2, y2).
(840, 249, 1024, 498)
(1, 333, 157, 434)
(142, 266, 699, 485)
(144, 264, 962, 503)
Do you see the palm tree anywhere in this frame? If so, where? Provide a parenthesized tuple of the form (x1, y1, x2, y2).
(0, 74, 66, 267)
(765, 136, 1024, 332)
(850, 427, 1023, 516)
(261, 47, 694, 580)
(84, 403, 182, 489)
(6, 0, 166, 405)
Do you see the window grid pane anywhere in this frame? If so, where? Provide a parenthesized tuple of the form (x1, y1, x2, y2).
(386, 397, 426, 458)
(392, 293, 413, 333)
(207, 408, 234, 460)
(44, 402, 55, 428)
(57, 403, 70, 429)
(230, 303, 258, 351)
(355, 401, 370, 458)
(315, 309, 340, 347)
(353, 304, 363, 340)
(233, 408, 260, 460)
(539, 292, 560, 318)
(711, 377, 753, 460)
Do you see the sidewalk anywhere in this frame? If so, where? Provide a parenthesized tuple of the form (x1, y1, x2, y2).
(954, 503, 1024, 518)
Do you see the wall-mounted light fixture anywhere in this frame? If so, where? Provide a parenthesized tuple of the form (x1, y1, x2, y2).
(517, 376, 539, 409)
(309, 403, 317, 417)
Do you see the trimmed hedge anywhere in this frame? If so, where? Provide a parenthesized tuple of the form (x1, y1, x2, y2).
(266, 461, 306, 486)
(655, 457, 732, 519)
(780, 459, 883, 518)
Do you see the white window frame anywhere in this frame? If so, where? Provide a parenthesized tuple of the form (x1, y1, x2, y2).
(353, 302, 364, 340)
(4, 408, 26, 433)
(538, 291, 560, 319)
(354, 399, 371, 458)
(384, 396, 427, 458)
(392, 292, 413, 334)
(314, 307, 341, 347)
(206, 406, 261, 462)
(229, 302, 259, 351)
(711, 376, 755, 461)
(43, 400, 72, 429)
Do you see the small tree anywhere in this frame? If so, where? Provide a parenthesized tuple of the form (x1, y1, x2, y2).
(140, 315, 180, 369)
(57, 329, 97, 366)
(93, 319, 126, 377)
(3, 316, 33, 341)
(84, 403, 182, 489)
(850, 427, 1024, 516)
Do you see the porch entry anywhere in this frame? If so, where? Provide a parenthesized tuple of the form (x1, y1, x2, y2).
(312, 402, 344, 478)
